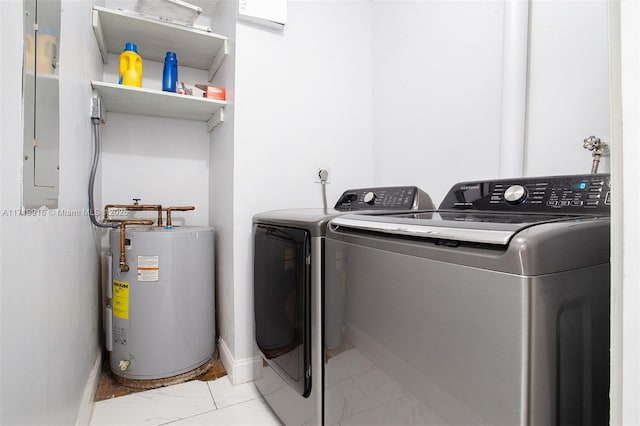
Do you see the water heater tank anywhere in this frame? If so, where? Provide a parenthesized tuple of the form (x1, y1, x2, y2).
(107, 225, 215, 380)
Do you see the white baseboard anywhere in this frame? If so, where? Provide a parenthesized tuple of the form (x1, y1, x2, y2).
(218, 337, 262, 385)
(76, 350, 102, 426)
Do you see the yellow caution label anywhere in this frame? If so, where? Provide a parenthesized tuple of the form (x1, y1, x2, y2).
(113, 280, 129, 320)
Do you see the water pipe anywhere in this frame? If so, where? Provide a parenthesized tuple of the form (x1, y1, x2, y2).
(499, 0, 530, 178)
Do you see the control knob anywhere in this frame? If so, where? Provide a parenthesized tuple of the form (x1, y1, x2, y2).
(504, 185, 527, 205)
(363, 191, 377, 205)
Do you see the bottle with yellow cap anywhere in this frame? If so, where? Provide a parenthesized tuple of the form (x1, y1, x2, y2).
(119, 42, 142, 87)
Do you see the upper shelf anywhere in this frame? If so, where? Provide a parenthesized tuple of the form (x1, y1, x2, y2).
(92, 5, 228, 81)
(91, 81, 225, 132)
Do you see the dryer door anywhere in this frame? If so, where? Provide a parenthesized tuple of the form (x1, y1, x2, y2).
(254, 224, 311, 397)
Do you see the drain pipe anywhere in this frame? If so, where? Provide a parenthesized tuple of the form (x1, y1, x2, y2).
(318, 169, 329, 214)
(499, 0, 530, 178)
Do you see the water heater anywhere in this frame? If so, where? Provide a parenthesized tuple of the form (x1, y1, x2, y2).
(106, 225, 215, 381)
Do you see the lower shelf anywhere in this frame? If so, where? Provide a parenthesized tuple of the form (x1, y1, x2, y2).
(91, 80, 225, 131)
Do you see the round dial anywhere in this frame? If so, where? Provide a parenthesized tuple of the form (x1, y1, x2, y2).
(504, 185, 527, 205)
(363, 191, 377, 205)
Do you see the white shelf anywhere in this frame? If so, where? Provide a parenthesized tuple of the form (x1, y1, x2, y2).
(92, 5, 228, 81)
(91, 81, 225, 131)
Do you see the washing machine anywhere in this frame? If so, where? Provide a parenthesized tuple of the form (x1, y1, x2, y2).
(324, 174, 610, 426)
(253, 186, 433, 425)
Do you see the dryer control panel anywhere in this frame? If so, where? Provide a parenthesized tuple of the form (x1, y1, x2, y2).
(335, 186, 434, 211)
(440, 174, 611, 214)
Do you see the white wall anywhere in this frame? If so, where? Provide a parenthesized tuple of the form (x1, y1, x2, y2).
(614, 0, 640, 423)
(209, 0, 237, 377)
(99, 110, 210, 226)
(526, 0, 611, 176)
(372, 0, 611, 206)
(224, 0, 374, 380)
(372, 0, 505, 205)
(0, 0, 104, 423)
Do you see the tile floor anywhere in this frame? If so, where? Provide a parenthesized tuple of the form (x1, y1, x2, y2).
(90, 376, 283, 425)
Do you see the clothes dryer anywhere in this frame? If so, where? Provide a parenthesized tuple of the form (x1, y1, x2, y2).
(253, 186, 433, 425)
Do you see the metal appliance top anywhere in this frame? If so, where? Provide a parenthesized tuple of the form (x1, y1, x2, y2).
(330, 174, 610, 246)
(253, 186, 434, 237)
(438, 173, 610, 214)
(334, 185, 433, 211)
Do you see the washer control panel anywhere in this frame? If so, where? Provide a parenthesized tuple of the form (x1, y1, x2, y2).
(335, 186, 434, 211)
(440, 174, 610, 213)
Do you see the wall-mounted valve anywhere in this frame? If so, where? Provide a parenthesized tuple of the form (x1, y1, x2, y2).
(583, 135, 608, 174)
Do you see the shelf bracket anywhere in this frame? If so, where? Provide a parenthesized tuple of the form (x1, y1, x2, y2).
(207, 107, 225, 132)
(208, 39, 229, 82)
(92, 9, 109, 64)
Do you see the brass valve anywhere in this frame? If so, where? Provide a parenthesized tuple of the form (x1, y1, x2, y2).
(583, 136, 608, 174)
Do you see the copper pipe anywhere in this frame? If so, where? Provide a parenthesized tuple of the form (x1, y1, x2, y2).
(164, 206, 195, 228)
(104, 204, 163, 226)
(102, 203, 195, 270)
(118, 219, 154, 225)
(116, 219, 154, 272)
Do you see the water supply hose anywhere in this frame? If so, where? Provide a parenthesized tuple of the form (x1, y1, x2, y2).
(90, 118, 119, 229)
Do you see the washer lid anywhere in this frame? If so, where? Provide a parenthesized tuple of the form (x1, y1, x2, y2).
(330, 211, 587, 245)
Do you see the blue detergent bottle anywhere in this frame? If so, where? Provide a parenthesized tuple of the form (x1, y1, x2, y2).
(162, 52, 178, 92)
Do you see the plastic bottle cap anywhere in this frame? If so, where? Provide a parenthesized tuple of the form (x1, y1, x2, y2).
(165, 51, 177, 60)
(124, 42, 138, 53)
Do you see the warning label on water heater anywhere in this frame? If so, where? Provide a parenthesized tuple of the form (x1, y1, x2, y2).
(137, 255, 159, 282)
(113, 280, 129, 320)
